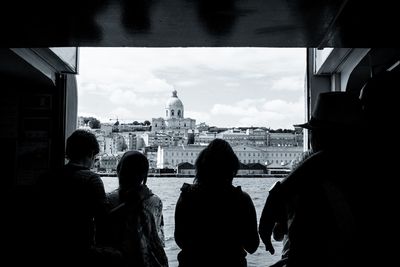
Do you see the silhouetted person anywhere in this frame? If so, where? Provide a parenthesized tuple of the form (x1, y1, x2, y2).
(97, 150, 168, 267)
(174, 139, 259, 267)
(259, 92, 365, 267)
(262, 150, 314, 267)
(38, 129, 110, 265)
(359, 70, 399, 266)
(359, 70, 398, 129)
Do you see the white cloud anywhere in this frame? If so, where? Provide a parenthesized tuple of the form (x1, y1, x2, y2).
(109, 107, 136, 121)
(225, 82, 240, 87)
(175, 80, 200, 87)
(210, 97, 304, 129)
(270, 76, 304, 91)
(211, 104, 260, 116)
(236, 98, 267, 107)
(77, 48, 306, 128)
(109, 89, 161, 106)
(263, 98, 303, 113)
(185, 110, 211, 123)
(211, 98, 266, 116)
(241, 73, 267, 79)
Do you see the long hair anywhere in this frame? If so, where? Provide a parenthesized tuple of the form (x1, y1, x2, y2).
(117, 151, 149, 198)
(194, 139, 239, 186)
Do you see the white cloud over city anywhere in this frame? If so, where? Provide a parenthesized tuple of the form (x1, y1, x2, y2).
(77, 47, 306, 129)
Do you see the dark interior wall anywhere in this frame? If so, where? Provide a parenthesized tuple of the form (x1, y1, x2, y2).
(1, 50, 69, 256)
(0, 50, 71, 263)
(0, 57, 66, 192)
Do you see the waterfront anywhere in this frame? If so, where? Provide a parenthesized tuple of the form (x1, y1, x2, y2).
(101, 176, 284, 267)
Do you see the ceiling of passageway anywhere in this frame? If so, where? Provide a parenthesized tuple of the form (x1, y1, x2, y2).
(2, 0, 399, 47)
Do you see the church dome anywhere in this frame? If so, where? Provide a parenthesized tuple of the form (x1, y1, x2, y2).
(166, 90, 183, 109)
(165, 90, 184, 118)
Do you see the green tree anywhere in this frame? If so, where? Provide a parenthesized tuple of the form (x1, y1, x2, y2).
(143, 120, 151, 126)
(89, 118, 100, 129)
(82, 116, 101, 129)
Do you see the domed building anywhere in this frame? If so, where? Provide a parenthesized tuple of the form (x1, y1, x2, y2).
(152, 90, 196, 134)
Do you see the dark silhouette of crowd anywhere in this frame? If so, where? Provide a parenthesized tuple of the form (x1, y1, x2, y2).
(35, 71, 398, 267)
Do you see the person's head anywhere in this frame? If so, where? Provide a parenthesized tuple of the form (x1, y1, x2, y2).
(66, 129, 100, 164)
(294, 91, 363, 152)
(359, 71, 398, 127)
(117, 150, 149, 191)
(194, 138, 239, 186)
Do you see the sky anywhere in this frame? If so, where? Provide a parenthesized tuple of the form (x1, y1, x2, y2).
(77, 47, 306, 129)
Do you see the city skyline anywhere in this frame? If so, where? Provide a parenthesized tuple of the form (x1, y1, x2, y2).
(77, 47, 306, 129)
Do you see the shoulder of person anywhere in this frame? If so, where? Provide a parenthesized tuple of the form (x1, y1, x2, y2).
(180, 182, 194, 193)
(147, 193, 163, 205)
(67, 165, 101, 181)
(78, 169, 101, 178)
(107, 189, 120, 208)
(281, 151, 325, 192)
(233, 186, 252, 200)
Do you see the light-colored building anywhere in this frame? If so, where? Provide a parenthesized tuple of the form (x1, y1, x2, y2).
(157, 142, 303, 170)
(232, 145, 267, 165)
(99, 154, 119, 173)
(157, 144, 206, 169)
(268, 132, 303, 147)
(265, 146, 303, 170)
(219, 128, 250, 147)
(100, 123, 113, 136)
(194, 131, 218, 145)
(120, 132, 138, 150)
(152, 90, 196, 134)
(141, 132, 173, 147)
(247, 128, 269, 146)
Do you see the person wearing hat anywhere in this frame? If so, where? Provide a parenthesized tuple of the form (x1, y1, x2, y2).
(259, 91, 365, 267)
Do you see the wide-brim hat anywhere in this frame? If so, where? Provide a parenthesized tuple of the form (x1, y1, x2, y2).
(294, 91, 363, 130)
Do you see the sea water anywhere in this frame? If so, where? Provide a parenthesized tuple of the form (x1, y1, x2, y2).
(101, 177, 283, 267)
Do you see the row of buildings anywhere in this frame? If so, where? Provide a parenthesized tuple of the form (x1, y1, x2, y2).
(79, 90, 305, 175)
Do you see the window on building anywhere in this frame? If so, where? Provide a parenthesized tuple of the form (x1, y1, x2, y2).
(178, 110, 181, 117)
(166, 110, 168, 117)
(171, 109, 174, 116)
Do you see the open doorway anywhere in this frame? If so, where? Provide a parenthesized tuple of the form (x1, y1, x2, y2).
(76, 47, 306, 266)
